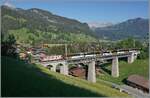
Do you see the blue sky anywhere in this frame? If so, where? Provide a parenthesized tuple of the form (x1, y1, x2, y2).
(1, 0, 149, 23)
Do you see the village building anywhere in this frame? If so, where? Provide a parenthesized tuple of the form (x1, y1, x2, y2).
(126, 74, 149, 93)
(69, 66, 102, 79)
(69, 66, 86, 78)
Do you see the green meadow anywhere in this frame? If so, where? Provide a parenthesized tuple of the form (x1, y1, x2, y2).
(2, 56, 129, 97)
(97, 59, 149, 84)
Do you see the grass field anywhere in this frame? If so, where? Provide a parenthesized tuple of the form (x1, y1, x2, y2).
(2, 56, 129, 97)
(97, 58, 149, 85)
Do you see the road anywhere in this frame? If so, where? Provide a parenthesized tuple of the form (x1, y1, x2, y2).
(97, 79, 150, 98)
(120, 85, 150, 98)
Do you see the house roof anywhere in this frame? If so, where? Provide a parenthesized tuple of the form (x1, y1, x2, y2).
(69, 68, 86, 77)
(127, 74, 149, 89)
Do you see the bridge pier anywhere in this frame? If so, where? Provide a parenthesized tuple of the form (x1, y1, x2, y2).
(111, 57, 119, 77)
(60, 63, 68, 75)
(51, 64, 57, 72)
(128, 53, 135, 63)
(134, 53, 138, 60)
(87, 61, 96, 83)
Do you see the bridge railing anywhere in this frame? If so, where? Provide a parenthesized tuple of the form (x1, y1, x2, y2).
(66, 48, 140, 57)
(66, 52, 132, 61)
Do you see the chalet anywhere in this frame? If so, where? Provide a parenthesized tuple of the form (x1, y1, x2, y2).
(69, 66, 102, 79)
(69, 67, 86, 78)
(126, 74, 149, 93)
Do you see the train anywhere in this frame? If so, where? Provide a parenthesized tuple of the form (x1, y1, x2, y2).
(39, 49, 139, 62)
(40, 55, 64, 62)
(102, 52, 113, 56)
(70, 54, 97, 59)
(39, 54, 98, 62)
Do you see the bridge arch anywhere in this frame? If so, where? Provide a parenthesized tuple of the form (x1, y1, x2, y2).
(77, 62, 87, 67)
(46, 65, 53, 70)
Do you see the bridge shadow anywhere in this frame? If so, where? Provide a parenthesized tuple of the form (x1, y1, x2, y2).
(122, 77, 128, 84)
(83, 64, 88, 80)
(119, 57, 127, 62)
(98, 61, 111, 75)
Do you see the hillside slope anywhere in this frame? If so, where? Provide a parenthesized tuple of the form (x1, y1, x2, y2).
(1, 5, 96, 44)
(2, 56, 129, 97)
(1, 5, 93, 34)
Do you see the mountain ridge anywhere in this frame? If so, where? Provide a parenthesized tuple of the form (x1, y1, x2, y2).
(1, 5, 93, 35)
(1, 5, 149, 42)
(92, 17, 149, 40)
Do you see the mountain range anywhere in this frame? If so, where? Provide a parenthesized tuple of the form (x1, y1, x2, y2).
(1, 5, 149, 43)
(1, 5, 96, 44)
(1, 5, 92, 35)
(92, 18, 149, 40)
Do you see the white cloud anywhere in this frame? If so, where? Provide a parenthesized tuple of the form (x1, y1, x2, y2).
(3, 0, 15, 8)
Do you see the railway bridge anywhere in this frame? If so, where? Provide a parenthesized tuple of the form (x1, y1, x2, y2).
(38, 50, 140, 83)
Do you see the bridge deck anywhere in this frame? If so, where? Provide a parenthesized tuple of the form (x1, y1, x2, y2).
(39, 52, 133, 65)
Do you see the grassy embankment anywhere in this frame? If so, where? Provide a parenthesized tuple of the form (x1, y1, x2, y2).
(2, 56, 129, 97)
(97, 58, 149, 85)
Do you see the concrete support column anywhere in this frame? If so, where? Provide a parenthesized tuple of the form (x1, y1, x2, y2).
(60, 66, 64, 74)
(87, 61, 96, 83)
(134, 53, 138, 60)
(60, 63, 68, 75)
(128, 53, 134, 63)
(111, 57, 119, 77)
(51, 64, 56, 72)
(63, 64, 69, 75)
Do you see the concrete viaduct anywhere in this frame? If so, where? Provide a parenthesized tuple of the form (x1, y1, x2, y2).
(38, 51, 140, 83)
